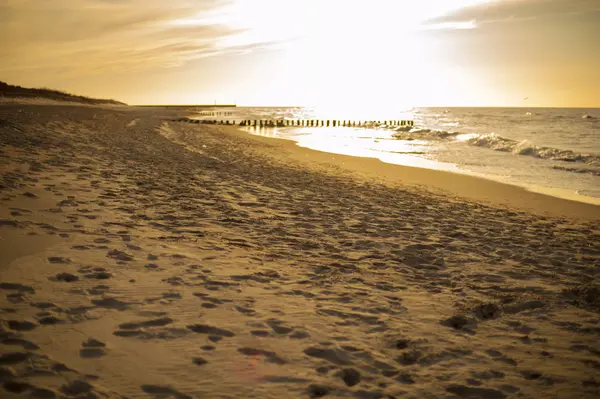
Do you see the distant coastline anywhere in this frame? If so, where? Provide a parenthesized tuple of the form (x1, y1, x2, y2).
(134, 104, 237, 108)
(0, 81, 126, 105)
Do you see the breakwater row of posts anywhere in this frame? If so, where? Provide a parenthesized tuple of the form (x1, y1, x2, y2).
(174, 118, 414, 127)
(198, 112, 234, 116)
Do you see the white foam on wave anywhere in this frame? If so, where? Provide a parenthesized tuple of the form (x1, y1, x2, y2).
(466, 133, 600, 166)
(393, 128, 600, 168)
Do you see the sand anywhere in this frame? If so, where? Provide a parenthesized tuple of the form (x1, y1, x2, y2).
(0, 103, 599, 399)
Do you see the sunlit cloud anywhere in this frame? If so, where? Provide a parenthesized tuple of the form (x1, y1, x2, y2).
(428, 0, 600, 25)
(0, 0, 492, 77)
(0, 0, 243, 75)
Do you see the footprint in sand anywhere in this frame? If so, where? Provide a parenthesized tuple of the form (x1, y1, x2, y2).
(52, 273, 79, 282)
(192, 357, 208, 366)
(3, 381, 33, 394)
(0, 220, 23, 228)
(237, 347, 286, 365)
(307, 384, 330, 398)
(187, 324, 235, 338)
(37, 316, 63, 325)
(83, 271, 112, 280)
(234, 305, 256, 316)
(193, 293, 231, 308)
(60, 380, 93, 396)
(0, 352, 31, 365)
(140, 385, 192, 399)
(0, 283, 35, 293)
(113, 317, 187, 340)
(335, 368, 361, 387)
(473, 303, 502, 320)
(4, 320, 37, 331)
(79, 338, 107, 358)
(91, 297, 129, 311)
(445, 384, 506, 399)
(145, 263, 161, 271)
(1, 337, 39, 350)
(47, 257, 71, 264)
(303, 346, 352, 366)
(440, 315, 477, 334)
(107, 249, 133, 262)
(87, 285, 110, 295)
(266, 319, 294, 335)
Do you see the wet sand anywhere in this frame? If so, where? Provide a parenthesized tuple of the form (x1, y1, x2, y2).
(1, 103, 599, 399)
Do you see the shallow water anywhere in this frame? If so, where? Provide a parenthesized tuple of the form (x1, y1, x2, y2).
(189, 107, 600, 204)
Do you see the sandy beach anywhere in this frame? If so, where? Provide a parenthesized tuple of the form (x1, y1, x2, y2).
(1, 103, 599, 399)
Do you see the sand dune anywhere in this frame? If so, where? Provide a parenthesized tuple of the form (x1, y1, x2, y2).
(1, 104, 599, 399)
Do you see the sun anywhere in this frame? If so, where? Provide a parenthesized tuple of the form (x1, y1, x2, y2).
(177, 0, 492, 107)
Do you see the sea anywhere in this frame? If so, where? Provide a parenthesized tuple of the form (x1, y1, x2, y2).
(189, 107, 600, 205)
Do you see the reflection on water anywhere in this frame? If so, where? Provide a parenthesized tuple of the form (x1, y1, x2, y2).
(243, 125, 459, 173)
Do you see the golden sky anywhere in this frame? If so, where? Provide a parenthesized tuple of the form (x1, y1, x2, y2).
(1, 0, 599, 107)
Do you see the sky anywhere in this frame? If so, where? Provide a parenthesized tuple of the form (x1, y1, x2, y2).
(1, 0, 599, 107)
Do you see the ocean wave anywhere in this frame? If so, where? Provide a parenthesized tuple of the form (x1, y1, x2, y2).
(392, 128, 600, 167)
(391, 128, 460, 140)
(464, 133, 600, 167)
(551, 166, 600, 177)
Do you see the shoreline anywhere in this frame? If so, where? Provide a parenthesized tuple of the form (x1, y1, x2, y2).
(184, 113, 600, 210)
(250, 126, 600, 207)
(230, 126, 600, 222)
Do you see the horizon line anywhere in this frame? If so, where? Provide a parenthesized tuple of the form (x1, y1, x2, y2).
(131, 104, 600, 109)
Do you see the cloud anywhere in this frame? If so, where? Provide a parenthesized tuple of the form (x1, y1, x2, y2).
(0, 0, 538, 78)
(426, 0, 600, 26)
(0, 0, 265, 76)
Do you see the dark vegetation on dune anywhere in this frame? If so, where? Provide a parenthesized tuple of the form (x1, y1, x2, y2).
(0, 81, 126, 105)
